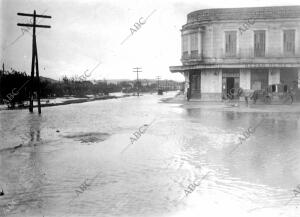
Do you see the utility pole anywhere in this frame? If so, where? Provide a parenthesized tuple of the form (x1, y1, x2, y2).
(165, 79, 168, 92)
(0, 63, 3, 100)
(17, 10, 51, 114)
(156, 76, 161, 91)
(133, 67, 142, 96)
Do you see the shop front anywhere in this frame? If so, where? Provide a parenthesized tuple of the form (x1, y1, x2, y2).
(222, 69, 240, 99)
(189, 70, 201, 99)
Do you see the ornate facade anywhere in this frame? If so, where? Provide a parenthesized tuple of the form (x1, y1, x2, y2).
(169, 6, 300, 101)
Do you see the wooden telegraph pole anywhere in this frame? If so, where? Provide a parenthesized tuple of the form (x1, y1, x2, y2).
(0, 63, 3, 99)
(165, 79, 168, 92)
(17, 10, 51, 114)
(156, 76, 160, 91)
(133, 67, 142, 96)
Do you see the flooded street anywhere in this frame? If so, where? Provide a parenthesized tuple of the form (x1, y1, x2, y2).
(1, 92, 300, 217)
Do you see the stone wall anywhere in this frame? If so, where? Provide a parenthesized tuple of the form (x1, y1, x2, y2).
(200, 69, 222, 101)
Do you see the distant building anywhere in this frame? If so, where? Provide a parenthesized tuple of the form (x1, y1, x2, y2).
(170, 6, 300, 101)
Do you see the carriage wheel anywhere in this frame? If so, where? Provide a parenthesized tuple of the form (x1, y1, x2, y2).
(264, 96, 271, 104)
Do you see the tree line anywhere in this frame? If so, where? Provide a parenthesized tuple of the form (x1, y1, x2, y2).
(0, 69, 178, 108)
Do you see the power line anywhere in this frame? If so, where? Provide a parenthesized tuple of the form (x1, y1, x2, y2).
(156, 76, 161, 90)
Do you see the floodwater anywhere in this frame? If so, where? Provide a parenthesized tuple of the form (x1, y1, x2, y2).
(0, 92, 300, 217)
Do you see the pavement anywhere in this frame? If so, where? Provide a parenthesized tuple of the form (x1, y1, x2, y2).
(163, 93, 300, 113)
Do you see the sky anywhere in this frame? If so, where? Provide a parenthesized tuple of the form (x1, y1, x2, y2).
(1, 0, 300, 82)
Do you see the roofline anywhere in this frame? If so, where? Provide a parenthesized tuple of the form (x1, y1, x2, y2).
(187, 5, 300, 17)
(186, 5, 300, 24)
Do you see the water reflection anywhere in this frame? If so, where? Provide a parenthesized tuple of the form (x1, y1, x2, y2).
(0, 94, 300, 217)
(27, 114, 42, 143)
(181, 107, 300, 215)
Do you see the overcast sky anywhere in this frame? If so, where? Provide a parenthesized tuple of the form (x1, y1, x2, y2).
(1, 0, 300, 81)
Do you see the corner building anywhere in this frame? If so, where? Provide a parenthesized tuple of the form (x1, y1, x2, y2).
(169, 6, 300, 101)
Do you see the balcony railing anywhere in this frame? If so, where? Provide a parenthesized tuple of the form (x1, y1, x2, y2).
(181, 48, 300, 63)
(182, 52, 189, 60)
(181, 51, 202, 60)
(219, 48, 299, 59)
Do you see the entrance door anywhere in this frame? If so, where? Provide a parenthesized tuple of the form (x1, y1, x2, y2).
(190, 71, 201, 98)
(222, 69, 240, 99)
(280, 68, 298, 90)
(226, 77, 235, 98)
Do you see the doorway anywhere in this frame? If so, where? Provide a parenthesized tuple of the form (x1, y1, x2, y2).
(222, 69, 240, 99)
(226, 77, 235, 98)
(189, 70, 201, 99)
(280, 68, 298, 90)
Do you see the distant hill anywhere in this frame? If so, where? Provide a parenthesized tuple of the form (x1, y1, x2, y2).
(40, 76, 58, 83)
(104, 79, 131, 84)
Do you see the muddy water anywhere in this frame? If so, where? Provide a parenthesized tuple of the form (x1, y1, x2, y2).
(0, 93, 299, 217)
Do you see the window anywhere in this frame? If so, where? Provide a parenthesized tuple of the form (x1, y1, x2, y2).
(191, 74, 201, 90)
(283, 30, 295, 55)
(254, 30, 265, 57)
(225, 31, 237, 57)
(190, 33, 198, 58)
(190, 33, 198, 52)
(182, 34, 188, 58)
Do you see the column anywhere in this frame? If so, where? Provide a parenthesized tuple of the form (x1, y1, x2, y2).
(184, 71, 190, 94)
(187, 34, 191, 55)
(298, 68, 300, 89)
(269, 68, 280, 85)
(198, 30, 202, 58)
(240, 69, 251, 90)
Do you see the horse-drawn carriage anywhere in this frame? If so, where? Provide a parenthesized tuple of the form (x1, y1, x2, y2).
(223, 84, 294, 105)
(251, 84, 294, 104)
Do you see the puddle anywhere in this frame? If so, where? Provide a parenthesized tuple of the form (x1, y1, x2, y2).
(63, 132, 110, 144)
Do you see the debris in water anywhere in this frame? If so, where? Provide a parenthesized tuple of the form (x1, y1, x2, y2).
(13, 144, 22, 149)
(63, 132, 110, 144)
